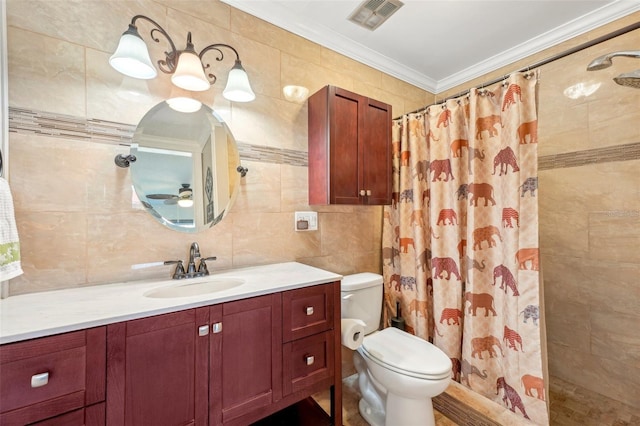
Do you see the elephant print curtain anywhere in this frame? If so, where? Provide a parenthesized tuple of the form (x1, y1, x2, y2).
(382, 72, 547, 424)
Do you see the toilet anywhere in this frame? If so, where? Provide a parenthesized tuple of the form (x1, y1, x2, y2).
(341, 273, 451, 426)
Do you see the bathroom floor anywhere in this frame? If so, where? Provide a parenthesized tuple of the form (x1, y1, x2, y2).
(548, 376, 640, 426)
(314, 374, 640, 426)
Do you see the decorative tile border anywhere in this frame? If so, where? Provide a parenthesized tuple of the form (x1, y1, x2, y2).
(8, 107, 639, 170)
(539, 142, 640, 170)
(236, 142, 307, 166)
(9, 107, 135, 145)
(8, 107, 308, 167)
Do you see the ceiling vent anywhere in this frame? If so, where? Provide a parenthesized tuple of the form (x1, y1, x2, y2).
(348, 0, 404, 31)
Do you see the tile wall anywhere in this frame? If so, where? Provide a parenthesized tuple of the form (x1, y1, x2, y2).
(5, 0, 431, 295)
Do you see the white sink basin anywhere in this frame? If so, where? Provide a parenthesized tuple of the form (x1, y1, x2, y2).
(144, 278, 245, 298)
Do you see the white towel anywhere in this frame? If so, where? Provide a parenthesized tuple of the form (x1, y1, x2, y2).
(0, 177, 23, 281)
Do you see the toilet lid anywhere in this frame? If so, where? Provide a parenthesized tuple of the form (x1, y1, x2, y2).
(361, 328, 451, 380)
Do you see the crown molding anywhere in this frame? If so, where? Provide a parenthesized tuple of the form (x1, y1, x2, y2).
(222, 0, 640, 94)
(436, 1, 640, 92)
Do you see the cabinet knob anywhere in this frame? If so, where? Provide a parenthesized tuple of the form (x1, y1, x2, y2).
(305, 306, 314, 316)
(305, 355, 315, 366)
(31, 372, 49, 388)
(212, 322, 223, 333)
(198, 325, 210, 336)
(359, 190, 366, 196)
(366, 189, 371, 196)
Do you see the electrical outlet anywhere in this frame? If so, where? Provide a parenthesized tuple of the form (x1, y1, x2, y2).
(295, 211, 318, 231)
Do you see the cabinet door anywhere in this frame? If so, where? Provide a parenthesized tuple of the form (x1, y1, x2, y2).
(361, 97, 392, 205)
(106, 308, 209, 426)
(210, 294, 282, 424)
(329, 87, 363, 205)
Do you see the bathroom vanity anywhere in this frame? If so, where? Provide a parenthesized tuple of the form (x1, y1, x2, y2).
(0, 262, 342, 426)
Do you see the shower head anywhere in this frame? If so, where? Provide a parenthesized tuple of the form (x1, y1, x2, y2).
(613, 69, 640, 89)
(586, 50, 640, 71)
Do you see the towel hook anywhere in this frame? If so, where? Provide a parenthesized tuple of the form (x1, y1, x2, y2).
(114, 154, 137, 168)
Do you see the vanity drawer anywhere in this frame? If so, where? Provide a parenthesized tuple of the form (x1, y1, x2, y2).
(283, 331, 334, 395)
(0, 328, 106, 425)
(282, 282, 335, 342)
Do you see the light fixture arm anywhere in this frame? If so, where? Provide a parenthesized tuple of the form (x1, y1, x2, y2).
(199, 43, 242, 85)
(129, 15, 179, 74)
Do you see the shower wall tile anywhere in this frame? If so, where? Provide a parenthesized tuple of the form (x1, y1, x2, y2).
(537, 102, 589, 156)
(545, 298, 591, 352)
(548, 342, 640, 409)
(588, 93, 640, 149)
(539, 255, 586, 302)
(578, 261, 639, 316)
(588, 211, 640, 263)
(590, 309, 640, 366)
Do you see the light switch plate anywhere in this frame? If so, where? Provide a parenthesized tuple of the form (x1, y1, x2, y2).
(295, 211, 318, 231)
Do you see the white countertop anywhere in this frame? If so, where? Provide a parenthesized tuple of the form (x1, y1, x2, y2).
(0, 262, 342, 345)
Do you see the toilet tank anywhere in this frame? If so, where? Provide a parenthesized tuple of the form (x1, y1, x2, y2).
(341, 273, 383, 335)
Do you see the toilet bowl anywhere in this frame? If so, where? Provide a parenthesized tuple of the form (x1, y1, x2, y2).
(342, 273, 451, 426)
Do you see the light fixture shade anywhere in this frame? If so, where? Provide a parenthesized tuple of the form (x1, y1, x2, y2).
(109, 31, 157, 79)
(223, 60, 255, 102)
(178, 198, 194, 208)
(171, 51, 211, 91)
(166, 97, 202, 113)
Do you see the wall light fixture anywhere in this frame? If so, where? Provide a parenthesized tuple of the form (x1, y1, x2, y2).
(109, 15, 255, 102)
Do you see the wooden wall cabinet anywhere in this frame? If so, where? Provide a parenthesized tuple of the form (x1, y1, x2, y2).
(308, 85, 392, 205)
(0, 328, 106, 426)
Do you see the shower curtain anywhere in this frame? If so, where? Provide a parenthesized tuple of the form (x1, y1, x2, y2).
(382, 72, 548, 424)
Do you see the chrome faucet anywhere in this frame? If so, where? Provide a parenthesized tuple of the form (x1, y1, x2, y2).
(165, 242, 216, 279)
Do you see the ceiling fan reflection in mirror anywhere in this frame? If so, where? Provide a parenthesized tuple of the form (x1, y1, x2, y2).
(146, 184, 193, 207)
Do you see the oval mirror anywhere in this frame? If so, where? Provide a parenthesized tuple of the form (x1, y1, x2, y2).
(129, 101, 241, 233)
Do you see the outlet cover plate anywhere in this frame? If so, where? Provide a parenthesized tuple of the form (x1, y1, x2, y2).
(295, 211, 318, 231)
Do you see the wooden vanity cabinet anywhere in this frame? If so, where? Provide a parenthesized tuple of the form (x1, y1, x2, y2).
(3, 281, 341, 426)
(0, 328, 106, 426)
(308, 85, 392, 205)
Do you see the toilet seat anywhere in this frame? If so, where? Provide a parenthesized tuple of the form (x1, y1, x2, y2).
(360, 327, 451, 380)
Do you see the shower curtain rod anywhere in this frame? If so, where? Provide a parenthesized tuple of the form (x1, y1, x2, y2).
(395, 21, 640, 120)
